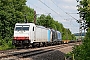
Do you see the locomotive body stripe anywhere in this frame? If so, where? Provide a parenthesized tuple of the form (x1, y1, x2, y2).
(14, 37, 29, 40)
(48, 30, 50, 42)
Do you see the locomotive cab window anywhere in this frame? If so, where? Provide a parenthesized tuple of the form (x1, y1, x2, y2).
(33, 27, 34, 31)
(15, 25, 30, 31)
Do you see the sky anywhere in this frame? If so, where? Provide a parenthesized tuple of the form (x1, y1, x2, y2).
(26, 0, 80, 34)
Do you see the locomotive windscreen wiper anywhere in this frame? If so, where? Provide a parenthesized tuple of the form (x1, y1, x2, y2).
(15, 27, 22, 31)
(15, 25, 29, 31)
(22, 27, 29, 31)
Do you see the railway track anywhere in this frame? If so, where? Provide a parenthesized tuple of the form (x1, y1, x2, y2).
(0, 49, 17, 53)
(0, 43, 79, 60)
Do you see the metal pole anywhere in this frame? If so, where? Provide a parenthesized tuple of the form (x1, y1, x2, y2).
(79, 18, 83, 41)
(84, 20, 86, 36)
(34, 11, 36, 24)
(81, 22, 82, 41)
(79, 21, 80, 40)
(24, 14, 28, 23)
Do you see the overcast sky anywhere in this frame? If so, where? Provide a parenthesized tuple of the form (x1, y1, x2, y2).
(26, 0, 80, 34)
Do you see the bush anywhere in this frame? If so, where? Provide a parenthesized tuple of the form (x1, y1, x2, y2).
(72, 28, 90, 60)
(0, 37, 15, 50)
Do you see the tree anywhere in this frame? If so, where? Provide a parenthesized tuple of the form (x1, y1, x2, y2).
(0, 0, 76, 50)
(73, 28, 90, 60)
(78, 0, 90, 27)
(0, 0, 35, 50)
(37, 14, 76, 40)
(72, 0, 90, 60)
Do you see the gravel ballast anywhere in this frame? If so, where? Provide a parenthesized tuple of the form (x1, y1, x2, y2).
(27, 46, 73, 60)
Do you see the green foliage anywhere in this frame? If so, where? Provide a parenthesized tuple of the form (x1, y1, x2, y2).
(72, 0, 90, 60)
(0, 0, 75, 50)
(0, 38, 15, 50)
(37, 14, 76, 40)
(79, 0, 90, 27)
(72, 29, 90, 60)
(0, 0, 34, 50)
(65, 52, 74, 60)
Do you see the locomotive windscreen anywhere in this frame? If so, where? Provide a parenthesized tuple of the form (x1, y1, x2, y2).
(15, 25, 30, 31)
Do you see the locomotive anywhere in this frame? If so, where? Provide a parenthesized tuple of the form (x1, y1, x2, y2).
(12, 23, 62, 48)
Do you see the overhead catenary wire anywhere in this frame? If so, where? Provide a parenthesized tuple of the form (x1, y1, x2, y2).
(38, 0, 62, 18)
(50, 0, 79, 28)
(50, 0, 78, 21)
(28, 0, 62, 19)
(27, 2, 55, 20)
(28, 2, 49, 14)
(38, 0, 78, 22)
(36, 0, 79, 33)
(38, 0, 79, 26)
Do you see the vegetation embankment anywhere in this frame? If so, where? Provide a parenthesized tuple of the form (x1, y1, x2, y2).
(66, 0, 90, 60)
(0, 0, 76, 50)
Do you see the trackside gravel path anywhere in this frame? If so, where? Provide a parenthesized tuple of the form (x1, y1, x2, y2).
(0, 43, 81, 60)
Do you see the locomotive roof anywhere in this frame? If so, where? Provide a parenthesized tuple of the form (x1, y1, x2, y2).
(16, 23, 35, 25)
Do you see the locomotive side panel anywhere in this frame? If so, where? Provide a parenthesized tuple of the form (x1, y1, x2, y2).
(30, 24, 36, 43)
(47, 29, 51, 42)
(13, 23, 63, 48)
(41, 28, 48, 42)
(51, 29, 57, 42)
(60, 32, 62, 41)
(13, 23, 36, 47)
(57, 31, 62, 41)
(35, 26, 48, 42)
(35, 27, 42, 42)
